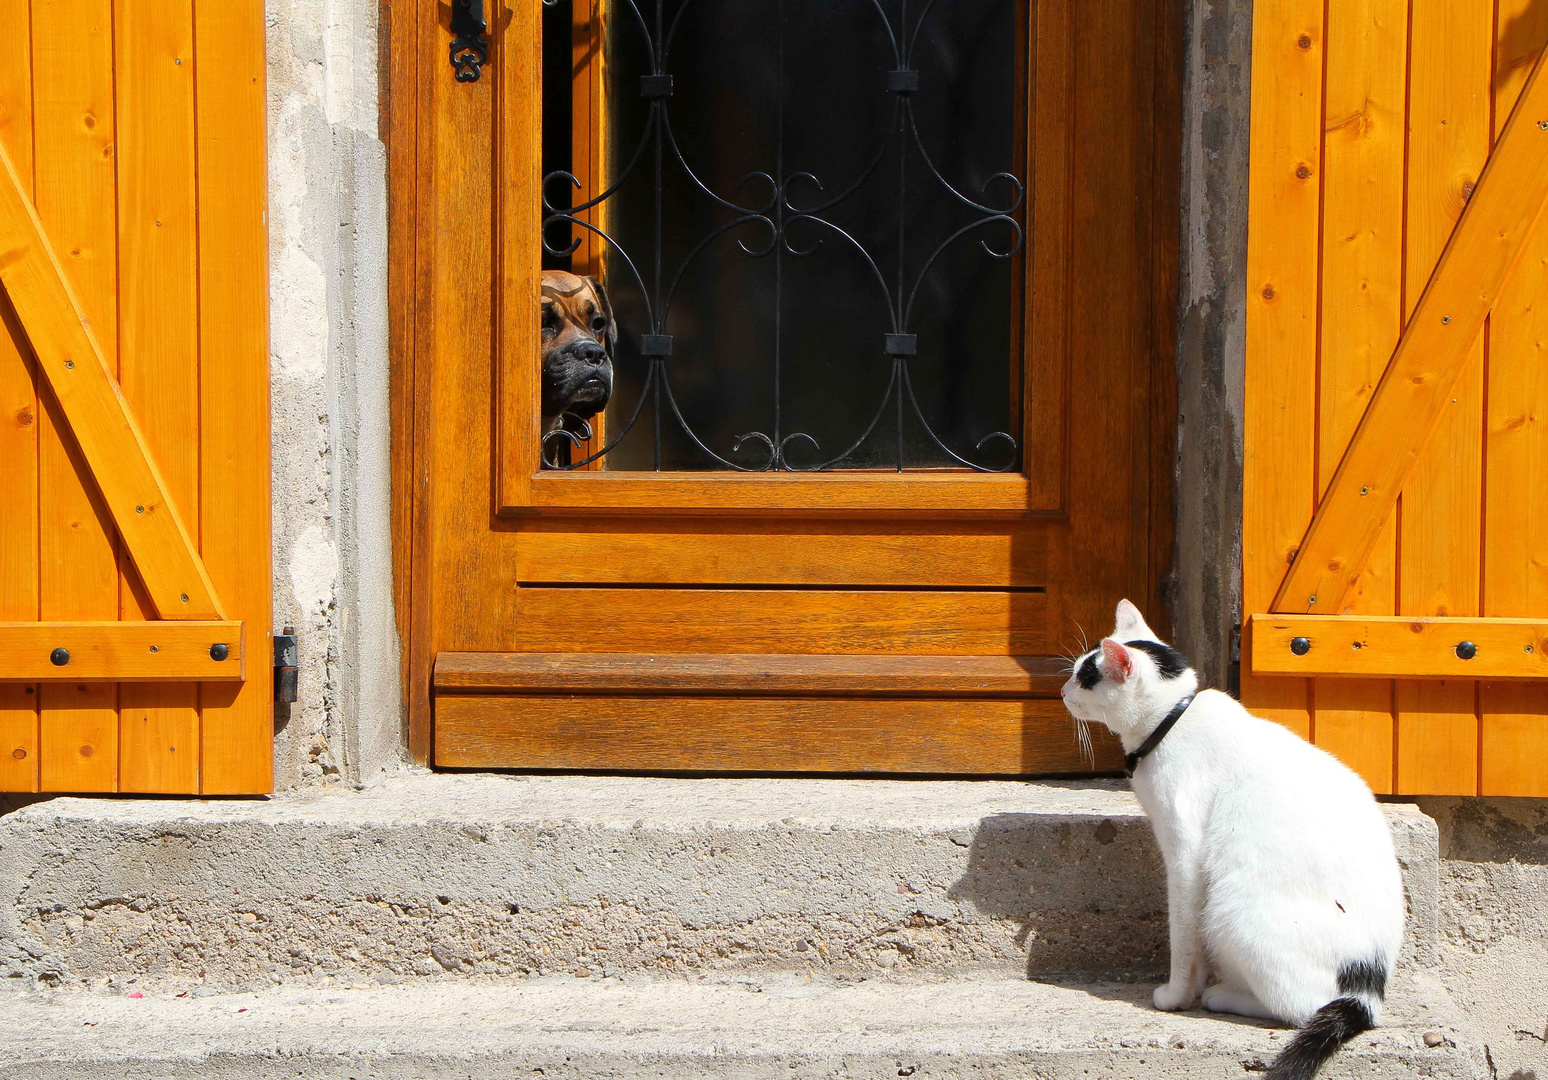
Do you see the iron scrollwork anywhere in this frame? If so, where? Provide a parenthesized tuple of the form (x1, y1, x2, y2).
(542, 0, 1024, 472)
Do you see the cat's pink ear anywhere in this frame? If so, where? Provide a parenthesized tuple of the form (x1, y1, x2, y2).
(1100, 639, 1133, 683)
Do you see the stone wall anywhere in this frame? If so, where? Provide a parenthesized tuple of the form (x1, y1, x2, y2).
(266, 0, 402, 789)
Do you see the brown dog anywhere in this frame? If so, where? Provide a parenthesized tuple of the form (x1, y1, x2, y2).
(541, 270, 615, 430)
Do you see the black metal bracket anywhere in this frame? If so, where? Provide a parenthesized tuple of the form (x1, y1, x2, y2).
(639, 334, 674, 357)
(274, 626, 298, 704)
(449, 0, 488, 83)
(884, 333, 918, 356)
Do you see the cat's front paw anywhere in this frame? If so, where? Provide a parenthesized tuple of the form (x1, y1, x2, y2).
(1152, 980, 1198, 1012)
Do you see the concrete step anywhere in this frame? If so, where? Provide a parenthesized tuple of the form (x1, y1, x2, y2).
(0, 971, 1481, 1079)
(0, 774, 1440, 991)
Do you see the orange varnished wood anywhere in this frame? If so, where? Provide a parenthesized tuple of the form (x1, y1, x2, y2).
(510, 521, 1048, 589)
(114, 0, 201, 793)
(0, 0, 38, 791)
(1249, 615, 1548, 680)
(31, 0, 121, 792)
(1394, 0, 1490, 795)
(0, 621, 243, 682)
(1245, 0, 1548, 796)
(436, 694, 1118, 775)
(1301, 0, 1409, 791)
(510, 588, 1051, 655)
(0, 0, 271, 794)
(1276, 43, 1548, 619)
(193, 0, 273, 795)
(522, 471, 1037, 516)
(436, 652, 1069, 698)
(1481, 0, 1548, 797)
(1239, 0, 1323, 740)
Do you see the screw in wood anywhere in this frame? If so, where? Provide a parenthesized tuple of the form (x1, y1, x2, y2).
(64, 360, 74, 369)
(135, 505, 144, 514)
(1360, 486, 1369, 495)
(1441, 315, 1453, 324)
(1308, 594, 1318, 606)
(149, 645, 159, 653)
(180, 593, 189, 603)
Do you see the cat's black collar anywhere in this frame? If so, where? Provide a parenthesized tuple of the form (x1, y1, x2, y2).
(1124, 693, 1196, 779)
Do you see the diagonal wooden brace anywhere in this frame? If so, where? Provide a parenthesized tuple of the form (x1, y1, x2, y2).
(1273, 43, 1548, 615)
(0, 141, 224, 620)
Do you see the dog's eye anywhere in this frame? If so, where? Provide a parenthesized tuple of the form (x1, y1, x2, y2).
(590, 315, 608, 335)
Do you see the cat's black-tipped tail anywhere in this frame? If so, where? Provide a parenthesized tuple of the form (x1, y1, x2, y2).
(1264, 997, 1375, 1080)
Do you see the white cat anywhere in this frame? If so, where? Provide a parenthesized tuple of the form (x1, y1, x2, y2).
(1060, 600, 1405, 1080)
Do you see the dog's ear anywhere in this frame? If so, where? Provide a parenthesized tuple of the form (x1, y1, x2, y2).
(586, 275, 615, 358)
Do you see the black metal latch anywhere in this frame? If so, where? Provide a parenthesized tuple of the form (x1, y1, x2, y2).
(274, 626, 299, 704)
(449, 0, 487, 82)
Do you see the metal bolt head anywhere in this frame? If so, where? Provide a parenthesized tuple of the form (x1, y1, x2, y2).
(1290, 636, 1311, 656)
(49, 648, 69, 667)
(209, 643, 229, 662)
(1455, 640, 1477, 660)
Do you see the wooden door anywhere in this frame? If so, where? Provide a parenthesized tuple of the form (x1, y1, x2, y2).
(1242, 0, 1548, 796)
(0, 1, 271, 794)
(390, 0, 1181, 773)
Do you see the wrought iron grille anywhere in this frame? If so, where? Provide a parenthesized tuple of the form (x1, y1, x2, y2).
(541, 0, 1024, 472)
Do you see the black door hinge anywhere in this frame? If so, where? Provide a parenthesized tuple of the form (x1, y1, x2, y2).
(274, 626, 299, 704)
(449, 0, 488, 82)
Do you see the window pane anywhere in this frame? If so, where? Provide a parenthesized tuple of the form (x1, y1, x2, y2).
(542, 0, 1024, 472)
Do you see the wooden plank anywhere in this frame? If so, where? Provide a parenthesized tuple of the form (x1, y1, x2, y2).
(194, 0, 273, 794)
(494, 0, 542, 509)
(1306, 0, 1409, 789)
(1481, 0, 1548, 797)
(115, 0, 202, 793)
(520, 472, 1036, 515)
(1395, 0, 1492, 795)
(435, 694, 1119, 775)
(0, 622, 243, 681)
(1273, 41, 1548, 617)
(1240, 0, 1324, 739)
(0, 140, 222, 622)
(0, 0, 37, 793)
(32, 0, 121, 792)
(512, 587, 1050, 655)
(435, 652, 1068, 698)
(513, 523, 1046, 588)
(1249, 615, 1548, 679)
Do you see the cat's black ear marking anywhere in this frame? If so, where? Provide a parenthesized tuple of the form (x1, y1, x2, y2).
(1124, 639, 1189, 679)
(1076, 652, 1102, 690)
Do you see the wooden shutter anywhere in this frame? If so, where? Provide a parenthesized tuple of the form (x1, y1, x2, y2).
(1243, 1, 1548, 797)
(0, 1, 271, 795)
